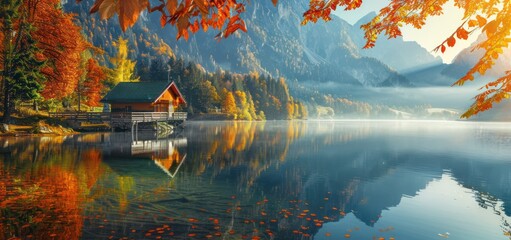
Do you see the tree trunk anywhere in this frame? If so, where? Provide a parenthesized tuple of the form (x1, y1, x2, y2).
(2, 80, 11, 123)
(33, 99, 38, 112)
(78, 84, 81, 112)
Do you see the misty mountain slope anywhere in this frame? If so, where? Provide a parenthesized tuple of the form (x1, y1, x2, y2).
(403, 64, 456, 87)
(352, 12, 442, 73)
(443, 34, 511, 78)
(64, 1, 411, 87)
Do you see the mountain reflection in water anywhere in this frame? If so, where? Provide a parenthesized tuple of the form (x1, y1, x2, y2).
(1, 120, 511, 240)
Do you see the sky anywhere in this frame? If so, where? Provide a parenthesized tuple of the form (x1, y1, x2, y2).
(334, 0, 480, 63)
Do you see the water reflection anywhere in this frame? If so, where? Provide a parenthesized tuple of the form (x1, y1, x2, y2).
(1, 121, 511, 239)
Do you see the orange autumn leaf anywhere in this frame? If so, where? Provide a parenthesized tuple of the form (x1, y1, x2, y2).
(446, 36, 456, 47)
(476, 15, 487, 27)
(456, 28, 469, 40)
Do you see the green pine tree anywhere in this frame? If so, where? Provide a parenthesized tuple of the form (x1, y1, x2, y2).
(1, 1, 45, 122)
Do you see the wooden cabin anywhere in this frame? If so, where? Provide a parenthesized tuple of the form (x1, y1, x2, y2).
(101, 81, 186, 113)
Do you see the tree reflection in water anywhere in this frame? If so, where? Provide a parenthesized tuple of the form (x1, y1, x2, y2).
(1, 121, 511, 239)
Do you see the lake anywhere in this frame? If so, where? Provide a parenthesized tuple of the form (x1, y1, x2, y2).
(1, 120, 511, 240)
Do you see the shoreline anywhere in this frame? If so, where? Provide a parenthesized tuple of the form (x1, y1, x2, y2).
(2, 117, 508, 137)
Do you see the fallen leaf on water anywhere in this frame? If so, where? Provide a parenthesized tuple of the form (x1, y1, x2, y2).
(438, 232, 450, 238)
(345, 233, 351, 238)
(325, 232, 332, 237)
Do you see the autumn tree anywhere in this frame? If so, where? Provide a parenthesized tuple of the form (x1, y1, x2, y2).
(82, 58, 106, 108)
(108, 37, 139, 87)
(234, 90, 253, 120)
(83, 0, 511, 118)
(222, 88, 236, 117)
(28, 0, 90, 99)
(285, 102, 294, 120)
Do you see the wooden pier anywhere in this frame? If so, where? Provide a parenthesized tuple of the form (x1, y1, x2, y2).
(49, 112, 187, 130)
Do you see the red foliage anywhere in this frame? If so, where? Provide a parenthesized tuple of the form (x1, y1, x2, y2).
(27, 0, 89, 99)
(83, 59, 106, 107)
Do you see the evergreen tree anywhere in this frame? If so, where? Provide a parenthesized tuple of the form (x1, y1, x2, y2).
(1, 0, 45, 122)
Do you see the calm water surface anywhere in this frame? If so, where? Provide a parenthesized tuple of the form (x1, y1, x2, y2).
(2, 120, 511, 240)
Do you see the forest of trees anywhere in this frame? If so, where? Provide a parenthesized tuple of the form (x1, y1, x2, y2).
(0, 0, 107, 121)
(3, 0, 506, 123)
(139, 57, 308, 120)
(0, 0, 306, 122)
(81, 0, 511, 118)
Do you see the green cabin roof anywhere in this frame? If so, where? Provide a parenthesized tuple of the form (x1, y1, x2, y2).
(101, 81, 185, 103)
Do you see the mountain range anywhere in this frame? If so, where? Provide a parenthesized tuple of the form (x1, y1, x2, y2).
(64, 1, 441, 87)
(63, 1, 511, 110)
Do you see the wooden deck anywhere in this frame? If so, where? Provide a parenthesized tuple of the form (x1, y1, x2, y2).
(49, 112, 187, 129)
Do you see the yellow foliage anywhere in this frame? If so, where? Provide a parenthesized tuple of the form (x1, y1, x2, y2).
(109, 37, 139, 84)
(222, 89, 237, 116)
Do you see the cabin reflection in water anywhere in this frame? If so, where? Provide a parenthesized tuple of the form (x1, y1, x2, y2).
(99, 132, 187, 178)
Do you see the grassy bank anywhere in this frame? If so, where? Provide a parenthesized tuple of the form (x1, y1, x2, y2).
(0, 111, 76, 136)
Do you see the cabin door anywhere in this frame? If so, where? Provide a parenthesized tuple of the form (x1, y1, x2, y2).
(169, 101, 174, 113)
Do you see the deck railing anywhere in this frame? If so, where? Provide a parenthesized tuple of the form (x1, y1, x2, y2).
(49, 112, 187, 123)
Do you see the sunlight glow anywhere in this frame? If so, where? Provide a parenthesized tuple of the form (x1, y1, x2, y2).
(334, 0, 480, 63)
